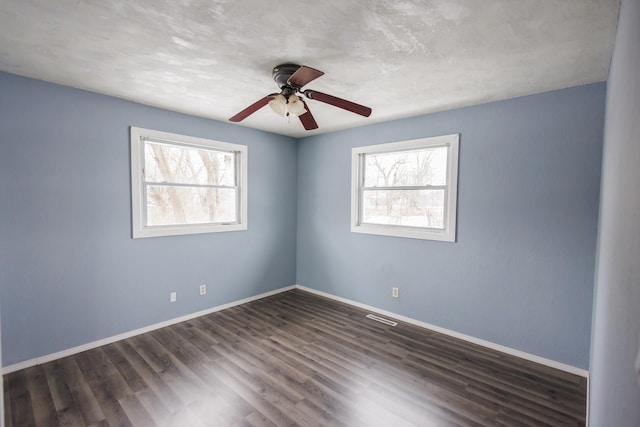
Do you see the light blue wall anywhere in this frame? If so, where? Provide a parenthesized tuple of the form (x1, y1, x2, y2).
(296, 84, 605, 369)
(0, 72, 298, 366)
(0, 71, 606, 371)
(590, 0, 640, 424)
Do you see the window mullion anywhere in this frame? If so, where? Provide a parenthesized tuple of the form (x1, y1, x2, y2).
(362, 185, 447, 191)
(143, 181, 237, 190)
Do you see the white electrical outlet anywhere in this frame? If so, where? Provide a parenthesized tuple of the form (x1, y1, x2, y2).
(392, 287, 399, 298)
(170, 292, 177, 303)
(199, 284, 207, 296)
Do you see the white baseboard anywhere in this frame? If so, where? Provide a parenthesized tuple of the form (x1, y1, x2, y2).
(295, 285, 589, 378)
(3, 284, 588, 378)
(2, 285, 296, 375)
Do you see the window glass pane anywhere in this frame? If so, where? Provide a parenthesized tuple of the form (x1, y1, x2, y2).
(144, 141, 235, 186)
(362, 189, 445, 229)
(363, 146, 447, 187)
(146, 185, 237, 226)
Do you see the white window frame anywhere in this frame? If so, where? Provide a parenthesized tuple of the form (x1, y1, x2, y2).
(130, 127, 248, 238)
(351, 134, 459, 242)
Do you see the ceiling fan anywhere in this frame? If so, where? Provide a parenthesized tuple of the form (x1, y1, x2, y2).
(229, 63, 372, 130)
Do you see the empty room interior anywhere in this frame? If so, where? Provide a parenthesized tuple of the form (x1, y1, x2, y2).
(1, 0, 639, 426)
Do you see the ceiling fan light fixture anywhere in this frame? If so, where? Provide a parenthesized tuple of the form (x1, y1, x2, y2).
(287, 94, 307, 117)
(268, 94, 288, 117)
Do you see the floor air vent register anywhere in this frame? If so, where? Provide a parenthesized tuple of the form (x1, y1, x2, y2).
(366, 314, 398, 326)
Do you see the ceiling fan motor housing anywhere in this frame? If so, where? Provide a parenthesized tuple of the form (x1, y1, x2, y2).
(272, 63, 301, 89)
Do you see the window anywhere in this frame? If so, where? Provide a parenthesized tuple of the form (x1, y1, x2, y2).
(130, 127, 247, 238)
(351, 134, 459, 241)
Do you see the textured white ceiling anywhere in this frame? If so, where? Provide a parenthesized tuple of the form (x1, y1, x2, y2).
(0, 0, 620, 137)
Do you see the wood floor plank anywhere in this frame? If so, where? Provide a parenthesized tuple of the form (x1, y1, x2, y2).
(180, 358, 254, 421)
(102, 343, 148, 394)
(161, 406, 208, 427)
(132, 387, 172, 426)
(4, 375, 13, 427)
(239, 411, 279, 427)
(73, 351, 135, 426)
(75, 348, 133, 402)
(4, 289, 587, 426)
(42, 362, 88, 427)
(113, 339, 184, 418)
(25, 366, 60, 427)
(204, 359, 300, 426)
(118, 393, 155, 427)
(58, 357, 105, 425)
(213, 342, 305, 405)
(128, 333, 204, 406)
(7, 370, 37, 427)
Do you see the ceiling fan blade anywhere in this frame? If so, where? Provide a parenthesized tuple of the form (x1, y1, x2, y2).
(229, 95, 274, 122)
(287, 66, 324, 88)
(298, 100, 318, 130)
(303, 90, 372, 117)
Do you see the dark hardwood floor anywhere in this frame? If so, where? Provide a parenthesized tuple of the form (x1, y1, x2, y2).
(4, 289, 587, 426)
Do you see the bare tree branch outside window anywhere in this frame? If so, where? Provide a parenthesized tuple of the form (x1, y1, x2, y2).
(143, 141, 237, 226)
(362, 147, 446, 228)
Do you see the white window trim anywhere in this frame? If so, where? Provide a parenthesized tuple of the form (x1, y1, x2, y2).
(130, 127, 248, 238)
(351, 134, 459, 242)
